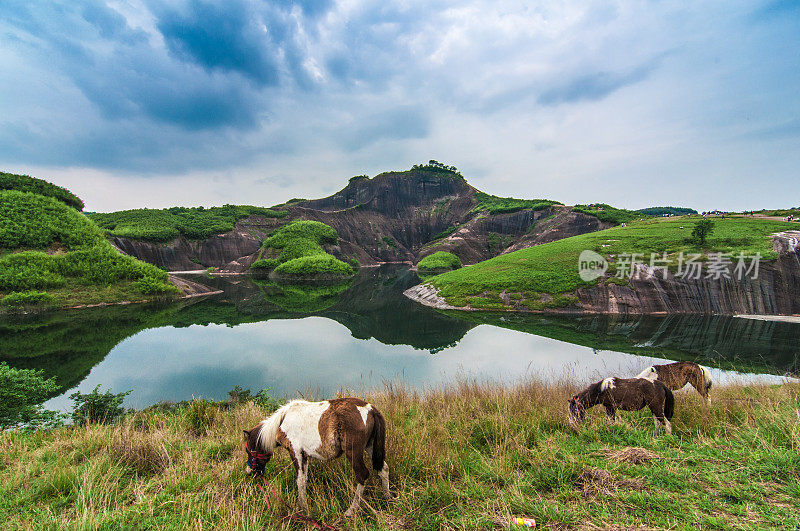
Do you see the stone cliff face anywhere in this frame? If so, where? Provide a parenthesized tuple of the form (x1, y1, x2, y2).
(110, 170, 615, 272)
(576, 232, 800, 315)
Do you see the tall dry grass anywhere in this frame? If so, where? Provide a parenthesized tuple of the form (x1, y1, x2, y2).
(1, 379, 798, 530)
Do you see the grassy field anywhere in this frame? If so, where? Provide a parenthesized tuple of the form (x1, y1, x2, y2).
(89, 205, 287, 242)
(0, 381, 797, 529)
(428, 216, 797, 309)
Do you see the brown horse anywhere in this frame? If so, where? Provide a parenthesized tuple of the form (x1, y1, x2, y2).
(636, 361, 712, 407)
(244, 397, 390, 517)
(569, 377, 675, 435)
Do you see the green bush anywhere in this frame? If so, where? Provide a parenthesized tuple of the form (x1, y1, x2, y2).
(184, 398, 217, 436)
(572, 203, 640, 225)
(274, 255, 354, 276)
(0, 363, 62, 429)
(70, 385, 131, 425)
(134, 275, 181, 295)
(471, 192, 561, 215)
(89, 205, 287, 242)
(0, 171, 84, 210)
(253, 220, 348, 276)
(250, 258, 280, 270)
(417, 251, 462, 271)
(0, 190, 104, 249)
(1, 290, 56, 306)
(262, 220, 338, 249)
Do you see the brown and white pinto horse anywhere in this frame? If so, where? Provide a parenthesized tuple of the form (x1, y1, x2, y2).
(636, 361, 712, 407)
(569, 377, 675, 435)
(244, 397, 390, 517)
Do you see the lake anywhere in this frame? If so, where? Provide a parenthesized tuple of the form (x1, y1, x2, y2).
(2, 265, 798, 413)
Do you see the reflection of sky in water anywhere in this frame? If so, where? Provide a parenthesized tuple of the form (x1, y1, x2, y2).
(45, 317, 795, 412)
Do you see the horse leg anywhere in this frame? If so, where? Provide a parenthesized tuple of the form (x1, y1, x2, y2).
(378, 462, 391, 499)
(295, 451, 309, 512)
(604, 405, 615, 424)
(343, 441, 369, 517)
(649, 404, 671, 436)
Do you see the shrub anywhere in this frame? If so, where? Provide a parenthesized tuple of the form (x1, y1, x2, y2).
(417, 251, 462, 271)
(134, 275, 180, 295)
(250, 258, 280, 270)
(348, 258, 360, 269)
(0, 363, 62, 429)
(0, 171, 84, 210)
(70, 385, 131, 425)
(691, 219, 715, 246)
(411, 160, 464, 178)
(1, 290, 56, 306)
(262, 220, 338, 249)
(572, 203, 639, 225)
(184, 398, 218, 436)
(471, 192, 561, 215)
(0, 190, 104, 249)
(273, 255, 354, 276)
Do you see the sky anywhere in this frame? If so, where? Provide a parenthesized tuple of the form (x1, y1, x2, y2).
(1, 0, 798, 212)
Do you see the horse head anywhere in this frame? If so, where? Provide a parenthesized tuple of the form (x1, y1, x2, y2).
(243, 426, 272, 476)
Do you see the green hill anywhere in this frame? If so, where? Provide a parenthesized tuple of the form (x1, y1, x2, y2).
(427, 215, 796, 310)
(0, 171, 84, 210)
(89, 205, 287, 242)
(251, 220, 354, 277)
(0, 180, 178, 308)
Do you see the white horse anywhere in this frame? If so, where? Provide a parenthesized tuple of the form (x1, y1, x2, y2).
(244, 397, 390, 517)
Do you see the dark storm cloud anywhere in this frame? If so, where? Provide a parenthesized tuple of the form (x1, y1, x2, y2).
(155, 0, 280, 87)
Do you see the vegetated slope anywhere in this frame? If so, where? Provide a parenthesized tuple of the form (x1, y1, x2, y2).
(0, 171, 84, 210)
(417, 251, 462, 272)
(0, 187, 179, 308)
(1, 381, 797, 529)
(417, 216, 799, 313)
(104, 163, 622, 272)
(90, 205, 287, 242)
(251, 220, 354, 277)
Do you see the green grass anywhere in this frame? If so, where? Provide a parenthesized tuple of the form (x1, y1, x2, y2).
(472, 192, 561, 215)
(573, 203, 642, 225)
(252, 220, 353, 277)
(637, 206, 698, 217)
(0, 171, 84, 210)
(273, 255, 354, 277)
(0, 190, 178, 307)
(417, 251, 462, 271)
(89, 205, 287, 242)
(428, 216, 797, 309)
(1, 381, 798, 529)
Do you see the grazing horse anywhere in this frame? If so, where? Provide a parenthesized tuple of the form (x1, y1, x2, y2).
(569, 377, 674, 435)
(243, 398, 390, 517)
(636, 361, 712, 407)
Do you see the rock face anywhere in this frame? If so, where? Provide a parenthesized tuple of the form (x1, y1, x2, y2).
(111, 170, 611, 272)
(576, 232, 800, 315)
(408, 231, 800, 316)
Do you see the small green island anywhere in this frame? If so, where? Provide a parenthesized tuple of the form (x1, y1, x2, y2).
(251, 220, 356, 278)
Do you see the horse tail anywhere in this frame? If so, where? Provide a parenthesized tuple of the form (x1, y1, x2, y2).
(370, 407, 387, 472)
(663, 385, 675, 420)
(701, 366, 713, 392)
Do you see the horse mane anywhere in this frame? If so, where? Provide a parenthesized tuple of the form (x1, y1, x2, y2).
(256, 400, 308, 452)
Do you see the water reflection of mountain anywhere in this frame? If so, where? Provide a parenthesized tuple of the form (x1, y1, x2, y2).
(0, 266, 473, 392)
(2, 266, 798, 401)
(450, 313, 800, 375)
